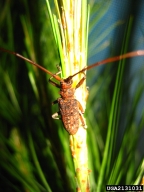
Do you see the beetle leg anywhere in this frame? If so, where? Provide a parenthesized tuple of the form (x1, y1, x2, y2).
(49, 79, 60, 88)
(52, 111, 61, 120)
(79, 110, 87, 129)
(75, 72, 86, 89)
(52, 99, 58, 105)
(77, 100, 87, 128)
(77, 100, 85, 114)
(49, 65, 62, 88)
(56, 65, 62, 74)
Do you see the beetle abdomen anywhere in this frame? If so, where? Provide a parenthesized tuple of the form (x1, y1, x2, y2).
(58, 98, 80, 135)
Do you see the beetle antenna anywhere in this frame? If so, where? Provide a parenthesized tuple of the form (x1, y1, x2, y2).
(0, 47, 63, 82)
(71, 50, 144, 78)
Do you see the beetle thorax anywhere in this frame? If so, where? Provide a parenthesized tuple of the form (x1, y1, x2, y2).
(59, 78, 75, 99)
(60, 87, 75, 99)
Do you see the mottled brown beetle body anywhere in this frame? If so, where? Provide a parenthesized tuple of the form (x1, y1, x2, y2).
(58, 98, 82, 135)
(51, 79, 86, 135)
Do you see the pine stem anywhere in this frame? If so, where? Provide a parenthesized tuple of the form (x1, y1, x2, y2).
(46, 0, 90, 191)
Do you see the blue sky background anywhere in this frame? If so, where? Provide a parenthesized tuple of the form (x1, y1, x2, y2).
(88, 0, 144, 63)
(88, 0, 144, 152)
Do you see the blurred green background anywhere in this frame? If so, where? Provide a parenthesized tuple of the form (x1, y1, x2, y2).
(0, 0, 144, 191)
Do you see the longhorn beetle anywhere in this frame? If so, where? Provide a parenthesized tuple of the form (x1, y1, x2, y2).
(0, 48, 144, 134)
